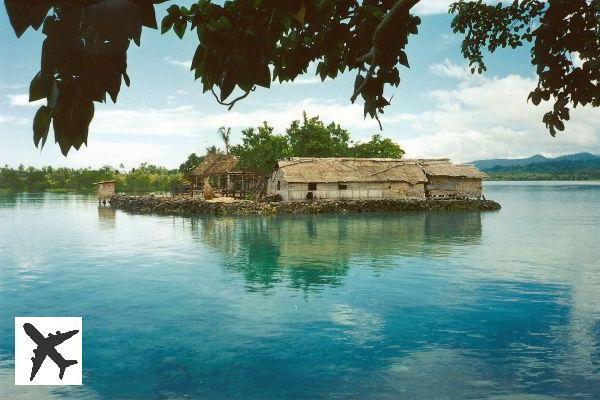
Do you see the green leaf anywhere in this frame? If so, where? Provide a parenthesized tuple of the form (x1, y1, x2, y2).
(161, 15, 174, 34)
(29, 72, 50, 102)
(294, 4, 306, 23)
(398, 51, 410, 68)
(4, 1, 52, 37)
(33, 106, 51, 148)
(217, 16, 231, 31)
(48, 80, 59, 109)
(174, 20, 187, 39)
(220, 72, 236, 101)
(255, 65, 271, 88)
(139, 3, 158, 29)
(191, 45, 206, 70)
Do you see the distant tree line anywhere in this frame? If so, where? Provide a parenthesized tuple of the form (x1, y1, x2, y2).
(485, 158, 600, 181)
(180, 114, 405, 175)
(0, 164, 182, 193)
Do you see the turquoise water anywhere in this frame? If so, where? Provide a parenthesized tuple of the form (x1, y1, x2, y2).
(1, 182, 599, 399)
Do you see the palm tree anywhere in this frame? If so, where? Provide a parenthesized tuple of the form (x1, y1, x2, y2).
(218, 126, 231, 154)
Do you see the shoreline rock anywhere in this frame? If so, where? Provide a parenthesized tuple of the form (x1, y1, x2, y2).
(110, 194, 501, 216)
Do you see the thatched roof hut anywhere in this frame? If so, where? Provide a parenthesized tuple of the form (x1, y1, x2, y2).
(419, 159, 488, 199)
(189, 153, 264, 198)
(268, 158, 428, 201)
(420, 159, 488, 179)
(276, 157, 428, 184)
(267, 157, 488, 201)
(190, 153, 239, 177)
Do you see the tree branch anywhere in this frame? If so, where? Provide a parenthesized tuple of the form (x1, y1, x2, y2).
(211, 87, 256, 110)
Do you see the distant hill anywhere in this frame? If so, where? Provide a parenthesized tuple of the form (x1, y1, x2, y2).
(470, 153, 600, 181)
(471, 152, 598, 170)
(472, 154, 549, 170)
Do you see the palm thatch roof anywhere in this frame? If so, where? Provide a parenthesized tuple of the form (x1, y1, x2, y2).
(276, 158, 428, 184)
(420, 160, 488, 179)
(190, 153, 238, 176)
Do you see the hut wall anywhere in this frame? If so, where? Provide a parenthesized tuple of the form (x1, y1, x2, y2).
(426, 176, 482, 198)
(455, 178, 483, 198)
(269, 179, 425, 202)
(98, 182, 116, 201)
(267, 170, 291, 200)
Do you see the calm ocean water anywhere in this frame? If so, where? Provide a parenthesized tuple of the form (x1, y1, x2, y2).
(1, 182, 599, 399)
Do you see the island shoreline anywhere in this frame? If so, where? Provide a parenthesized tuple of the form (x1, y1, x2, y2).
(110, 194, 501, 216)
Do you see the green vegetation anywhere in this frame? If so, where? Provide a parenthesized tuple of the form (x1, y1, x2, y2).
(231, 123, 292, 174)
(178, 153, 204, 175)
(230, 114, 404, 174)
(485, 157, 600, 181)
(6, 1, 599, 154)
(0, 164, 182, 193)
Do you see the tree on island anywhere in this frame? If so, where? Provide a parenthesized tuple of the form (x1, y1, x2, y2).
(179, 113, 405, 174)
(230, 113, 405, 173)
(231, 123, 292, 174)
(349, 134, 404, 159)
(286, 113, 351, 158)
(4, 0, 599, 154)
(178, 152, 203, 175)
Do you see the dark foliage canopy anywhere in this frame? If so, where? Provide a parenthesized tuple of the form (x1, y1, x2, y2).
(5, 0, 600, 155)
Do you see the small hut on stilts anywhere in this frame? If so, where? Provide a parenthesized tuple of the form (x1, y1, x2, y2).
(189, 154, 265, 199)
(95, 180, 116, 205)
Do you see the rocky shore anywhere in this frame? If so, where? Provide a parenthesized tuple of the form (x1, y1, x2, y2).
(110, 194, 501, 216)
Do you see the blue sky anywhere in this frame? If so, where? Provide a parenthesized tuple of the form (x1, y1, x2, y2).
(1, 1, 599, 169)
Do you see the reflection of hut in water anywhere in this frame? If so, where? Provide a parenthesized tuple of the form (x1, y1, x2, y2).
(97, 206, 116, 228)
(424, 212, 482, 242)
(95, 180, 116, 205)
(191, 212, 483, 292)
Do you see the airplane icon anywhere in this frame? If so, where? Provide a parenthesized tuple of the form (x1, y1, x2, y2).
(23, 322, 79, 381)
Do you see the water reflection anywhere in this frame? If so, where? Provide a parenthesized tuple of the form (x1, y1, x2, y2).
(97, 206, 116, 229)
(0, 192, 17, 208)
(192, 212, 482, 292)
(1, 186, 599, 399)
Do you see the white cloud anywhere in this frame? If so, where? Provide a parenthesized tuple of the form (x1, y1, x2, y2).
(6, 94, 45, 107)
(400, 61, 600, 162)
(0, 83, 26, 91)
(430, 59, 472, 80)
(0, 113, 29, 125)
(60, 140, 166, 169)
(164, 56, 192, 70)
(282, 76, 322, 85)
(91, 98, 385, 138)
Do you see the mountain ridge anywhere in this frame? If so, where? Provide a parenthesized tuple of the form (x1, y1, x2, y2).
(471, 152, 598, 170)
(470, 153, 600, 180)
